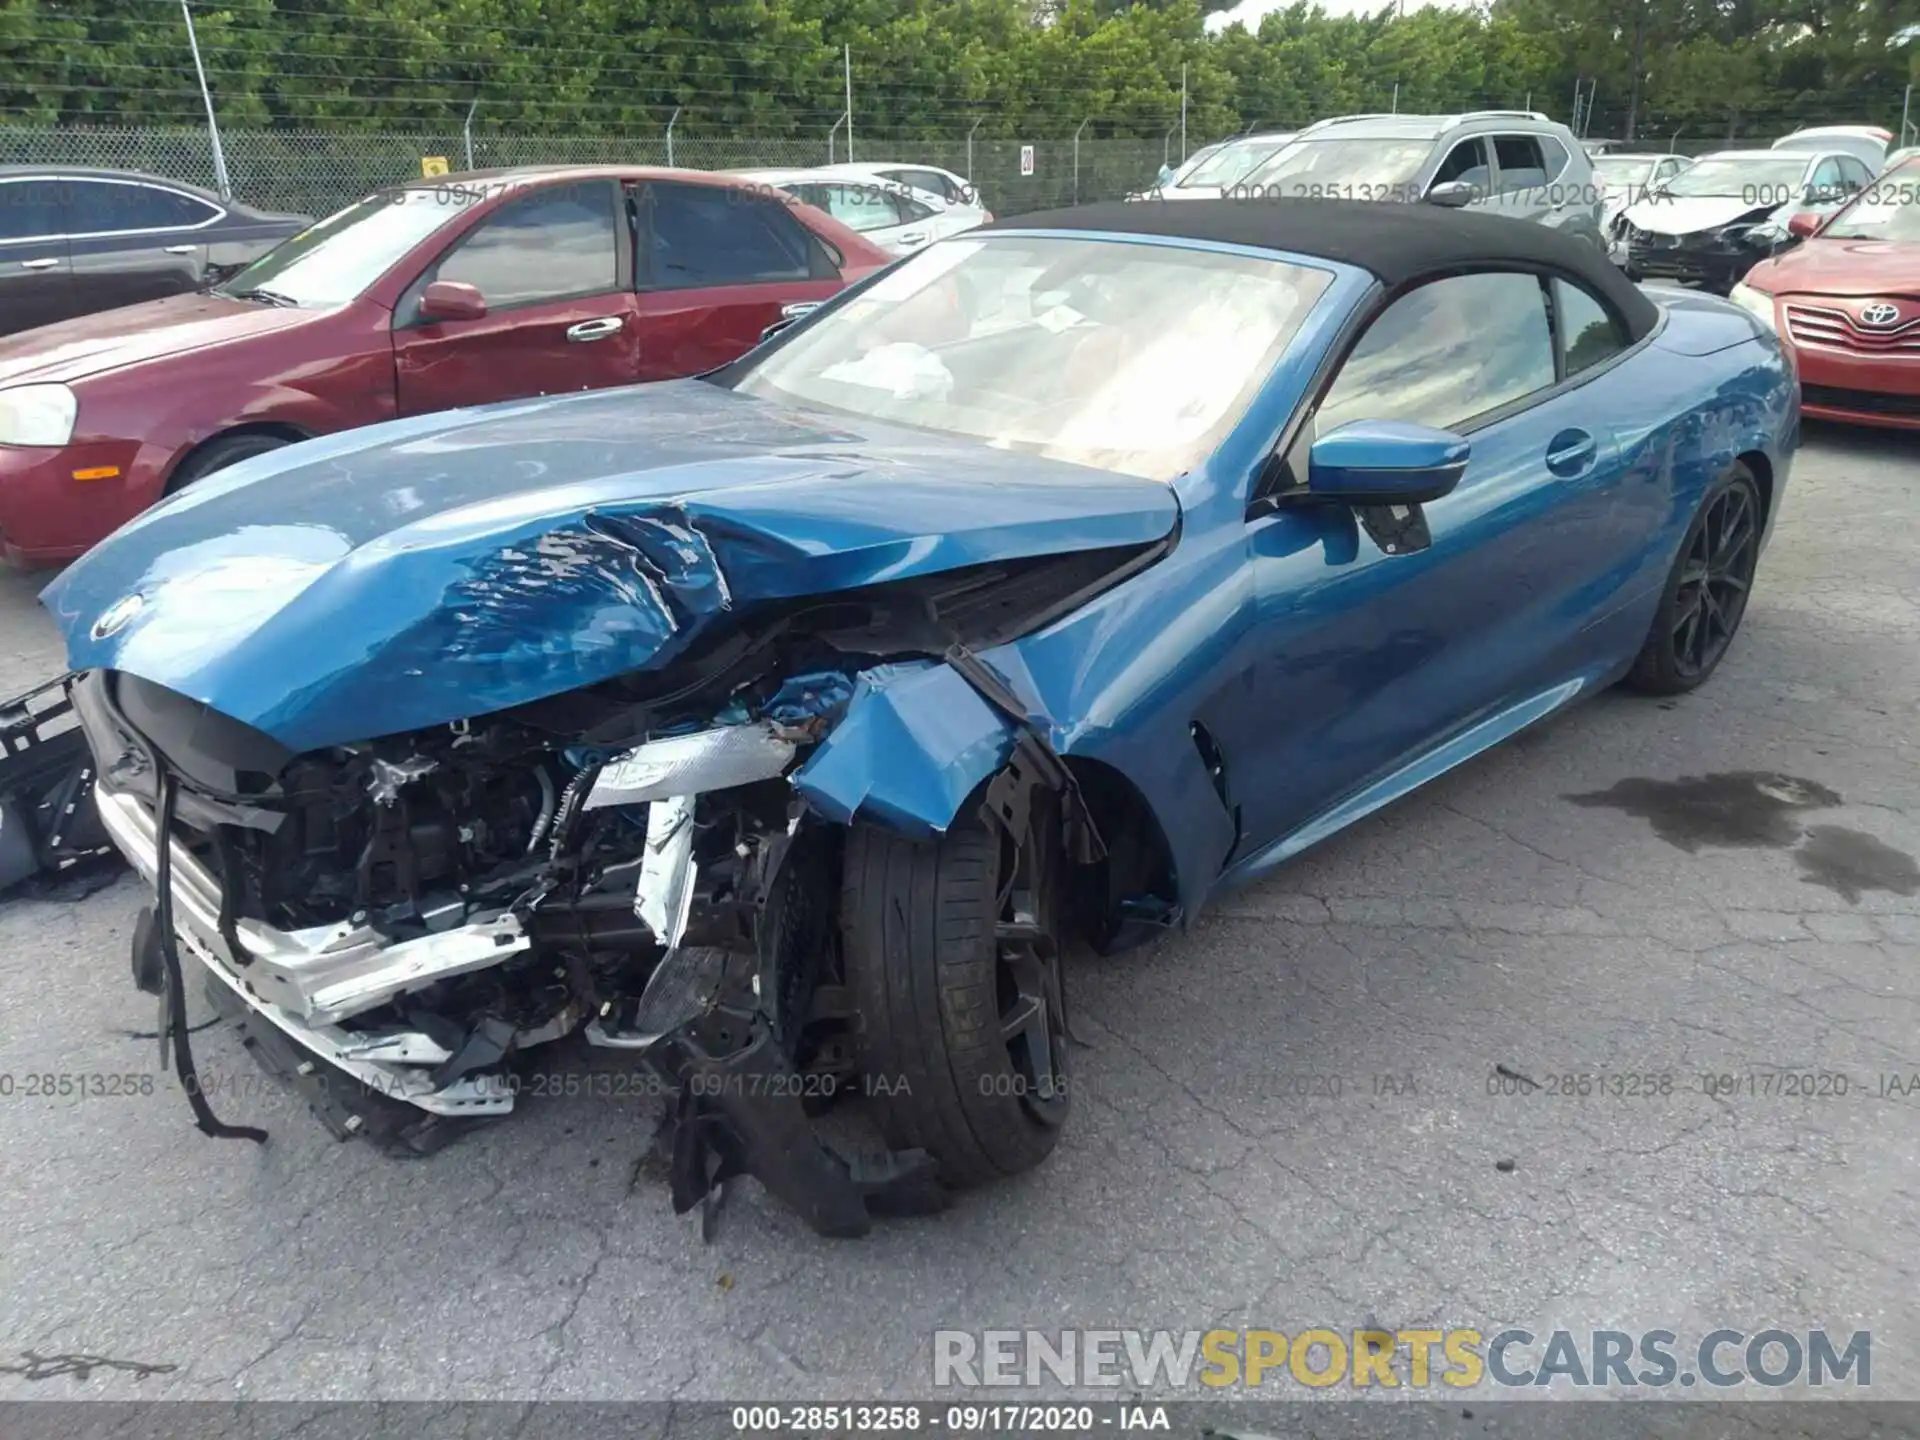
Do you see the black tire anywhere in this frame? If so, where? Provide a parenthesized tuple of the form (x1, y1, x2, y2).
(165, 432, 290, 494)
(840, 801, 1068, 1187)
(1625, 462, 1763, 695)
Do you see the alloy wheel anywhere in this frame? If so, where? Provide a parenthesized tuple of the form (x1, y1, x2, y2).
(1671, 481, 1758, 679)
(993, 820, 1070, 1128)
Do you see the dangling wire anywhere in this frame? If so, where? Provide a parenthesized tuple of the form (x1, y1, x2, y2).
(155, 771, 268, 1145)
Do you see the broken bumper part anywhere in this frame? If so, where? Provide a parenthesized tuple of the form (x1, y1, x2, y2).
(193, 957, 492, 1154)
(648, 975, 949, 1239)
(96, 781, 535, 1027)
(0, 672, 117, 896)
(99, 782, 521, 1116)
(584, 722, 797, 810)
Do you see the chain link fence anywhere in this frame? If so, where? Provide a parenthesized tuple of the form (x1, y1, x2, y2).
(0, 125, 1171, 220)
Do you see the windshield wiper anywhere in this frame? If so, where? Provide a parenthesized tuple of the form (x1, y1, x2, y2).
(228, 287, 299, 307)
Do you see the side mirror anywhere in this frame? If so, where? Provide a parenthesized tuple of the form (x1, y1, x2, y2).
(1308, 419, 1469, 506)
(1787, 211, 1822, 239)
(1425, 181, 1477, 208)
(418, 280, 487, 323)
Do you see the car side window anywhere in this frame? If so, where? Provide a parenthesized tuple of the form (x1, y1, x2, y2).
(1492, 135, 1550, 193)
(782, 183, 832, 215)
(639, 182, 818, 289)
(1314, 271, 1556, 436)
(429, 181, 617, 309)
(1836, 156, 1873, 191)
(1807, 157, 1843, 201)
(0, 179, 65, 242)
(887, 168, 949, 200)
(818, 183, 898, 234)
(1535, 135, 1571, 183)
(892, 193, 936, 224)
(1431, 138, 1491, 194)
(65, 181, 220, 235)
(1553, 279, 1625, 376)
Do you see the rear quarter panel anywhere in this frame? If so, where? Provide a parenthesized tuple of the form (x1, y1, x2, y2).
(1510, 297, 1797, 675)
(1641, 293, 1799, 558)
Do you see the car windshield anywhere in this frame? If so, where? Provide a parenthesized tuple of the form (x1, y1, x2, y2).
(1821, 175, 1920, 241)
(1593, 156, 1657, 187)
(213, 189, 473, 307)
(1178, 137, 1295, 188)
(724, 235, 1332, 481)
(1237, 138, 1437, 193)
(1663, 156, 1806, 196)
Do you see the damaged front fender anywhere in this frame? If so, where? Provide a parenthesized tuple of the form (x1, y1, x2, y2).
(790, 662, 1018, 839)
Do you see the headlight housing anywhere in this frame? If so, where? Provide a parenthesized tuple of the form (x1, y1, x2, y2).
(1728, 282, 1779, 335)
(0, 385, 79, 448)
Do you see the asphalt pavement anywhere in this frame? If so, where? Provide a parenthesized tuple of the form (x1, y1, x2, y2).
(0, 422, 1915, 1416)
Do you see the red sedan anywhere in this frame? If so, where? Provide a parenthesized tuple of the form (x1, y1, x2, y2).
(0, 166, 891, 564)
(1732, 157, 1920, 430)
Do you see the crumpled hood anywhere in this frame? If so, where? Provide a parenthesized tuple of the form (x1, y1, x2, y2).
(1622, 194, 1771, 237)
(1746, 237, 1920, 298)
(0, 292, 322, 388)
(44, 380, 1179, 753)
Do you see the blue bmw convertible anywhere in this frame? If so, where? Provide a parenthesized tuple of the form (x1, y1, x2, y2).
(43, 199, 1796, 1236)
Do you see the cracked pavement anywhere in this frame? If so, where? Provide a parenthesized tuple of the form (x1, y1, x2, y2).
(0, 423, 1913, 1407)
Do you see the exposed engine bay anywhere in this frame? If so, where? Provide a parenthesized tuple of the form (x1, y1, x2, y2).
(72, 544, 1173, 1238)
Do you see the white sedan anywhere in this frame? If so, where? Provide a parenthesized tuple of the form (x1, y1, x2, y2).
(821, 162, 992, 224)
(735, 168, 983, 257)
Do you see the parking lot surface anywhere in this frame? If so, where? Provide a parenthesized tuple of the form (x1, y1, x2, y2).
(0, 423, 1915, 1407)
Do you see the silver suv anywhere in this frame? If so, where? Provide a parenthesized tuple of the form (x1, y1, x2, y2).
(1226, 111, 1608, 247)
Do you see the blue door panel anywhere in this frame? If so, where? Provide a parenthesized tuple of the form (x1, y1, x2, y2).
(1231, 371, 1669, 854)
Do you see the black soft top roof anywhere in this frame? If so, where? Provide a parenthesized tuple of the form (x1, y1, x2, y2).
(984, 198, 1660, 343)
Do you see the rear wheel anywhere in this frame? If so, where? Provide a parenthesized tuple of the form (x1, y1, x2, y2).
(1625, 462, 1762, 695)
(840, 794, 1068, 1187)
(165, 432, 291, 495)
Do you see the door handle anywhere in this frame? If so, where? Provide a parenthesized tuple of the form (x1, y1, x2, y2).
(1545, 428, 1598, 478)
(897, 231, 928, 246)
(20, 258, 61, 271)
(566, 317, 624, 342)
(780, 301, 822, 321)
(164, 244, 197, 255)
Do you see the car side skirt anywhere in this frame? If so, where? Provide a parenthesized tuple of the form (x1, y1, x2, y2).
(1218, 660, 1628, 891)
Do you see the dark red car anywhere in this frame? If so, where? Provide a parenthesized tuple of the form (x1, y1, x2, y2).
(0, 166, 891, 563)
(1734, 156, 1920, 430)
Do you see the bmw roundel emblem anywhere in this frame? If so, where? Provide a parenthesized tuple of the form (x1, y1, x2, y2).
(90, 593, 144, 640)
(1859, 301, 1901, 328)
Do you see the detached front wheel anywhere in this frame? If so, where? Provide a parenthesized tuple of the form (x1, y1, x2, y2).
(841, 796, 1069, 1187)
